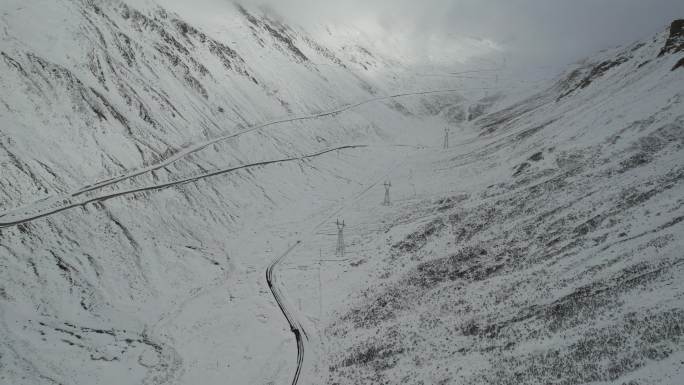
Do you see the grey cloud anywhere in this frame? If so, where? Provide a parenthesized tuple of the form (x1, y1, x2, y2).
(166, 0, 684, 70)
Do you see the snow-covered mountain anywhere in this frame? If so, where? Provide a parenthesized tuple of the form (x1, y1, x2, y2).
(316, 20, 684, 385)
(0, 1, 467, 384)
(0, 0, 682, 384)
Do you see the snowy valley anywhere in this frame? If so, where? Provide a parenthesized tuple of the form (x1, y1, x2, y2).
(0, 1, 682, 385)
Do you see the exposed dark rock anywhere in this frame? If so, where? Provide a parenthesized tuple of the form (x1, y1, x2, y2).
(528, 151, 544, 161)
(659, 19, 684, 56)
(558, 56, 630, 100)
(672, 57, 684, 71)
(512, 162, 530, 177)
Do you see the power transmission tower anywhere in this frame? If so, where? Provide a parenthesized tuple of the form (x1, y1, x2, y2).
(443, 127, 450, 149)
(383, 181, 392, 206)
(318, 249, 323, 320)
(335, 219, 345, 257)
(409, 169, 417, 197)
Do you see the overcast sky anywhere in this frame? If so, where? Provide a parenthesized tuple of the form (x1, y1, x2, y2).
(242, 0, 683, 70)
(159, 0, 683, 72)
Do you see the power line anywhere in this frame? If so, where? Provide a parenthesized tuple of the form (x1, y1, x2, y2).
(335, 219, 345, 258)
(383, 181, 392, 206)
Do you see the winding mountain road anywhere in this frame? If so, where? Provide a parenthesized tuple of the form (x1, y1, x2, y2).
(262, 143, 421, 384)
(266, 241, 305, 385)
(1, 88, 463, 219)
(0, 145, 367, 229)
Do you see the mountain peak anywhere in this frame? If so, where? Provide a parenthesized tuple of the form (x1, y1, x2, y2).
(659, 19, 684, 57)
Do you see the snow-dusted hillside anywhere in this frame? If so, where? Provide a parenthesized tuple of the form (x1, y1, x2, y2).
(0, 1, 475, 384)
(0, 0, 412, 207)
(310, 21, 684, 385)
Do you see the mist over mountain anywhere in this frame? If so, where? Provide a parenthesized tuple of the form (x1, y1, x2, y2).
(240, 0, 684, 71)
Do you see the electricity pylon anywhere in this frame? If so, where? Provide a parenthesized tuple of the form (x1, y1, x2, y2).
(383, 181, 392, 206)
(335, 219, 345, 257)
(443, 127, 450, 149)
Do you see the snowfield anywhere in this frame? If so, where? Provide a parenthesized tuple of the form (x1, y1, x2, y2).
(0, 0, 682, 384)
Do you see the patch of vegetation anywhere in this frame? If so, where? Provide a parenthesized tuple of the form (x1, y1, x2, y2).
(407, 246, 498, 288)
(392, 218, 445, 255)
(471, 309, 683, 385)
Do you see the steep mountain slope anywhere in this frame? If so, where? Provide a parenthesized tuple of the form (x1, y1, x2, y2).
(0, 1, 470, 384)
(0, 0, 399, 208)
(311, 21, 684, 385)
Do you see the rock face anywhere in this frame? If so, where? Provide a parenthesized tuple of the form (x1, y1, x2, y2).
(659, 19, 684, 56)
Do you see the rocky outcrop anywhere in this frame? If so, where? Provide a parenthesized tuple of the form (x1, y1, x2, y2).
(658, 19, 684, 56)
